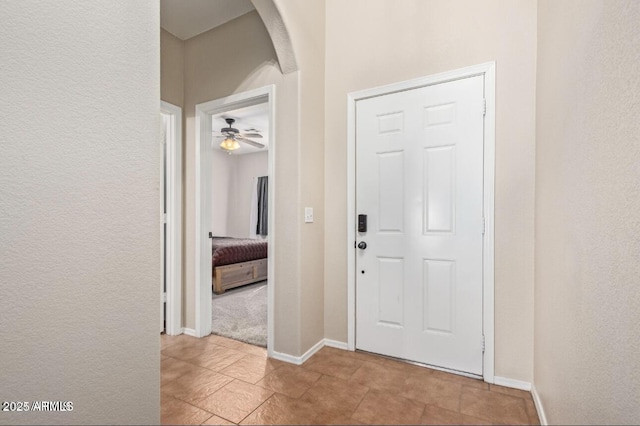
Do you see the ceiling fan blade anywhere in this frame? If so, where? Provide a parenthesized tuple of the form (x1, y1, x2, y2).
(237, 132, 263, 139)
(237, 137, 265, 148)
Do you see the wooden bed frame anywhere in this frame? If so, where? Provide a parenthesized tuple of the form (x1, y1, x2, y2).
(213, 258, 268, 294)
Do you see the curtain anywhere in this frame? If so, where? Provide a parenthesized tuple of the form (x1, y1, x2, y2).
(256, 176, 268, 236)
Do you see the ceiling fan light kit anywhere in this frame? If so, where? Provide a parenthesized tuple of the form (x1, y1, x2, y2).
(220, 137, 240, 151)
(213, 117, 265, 153)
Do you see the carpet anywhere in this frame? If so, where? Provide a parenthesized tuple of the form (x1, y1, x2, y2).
(211, 281, 267, 347)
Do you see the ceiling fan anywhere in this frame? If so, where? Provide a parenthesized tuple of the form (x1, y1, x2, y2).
(213, 118, 264, 152)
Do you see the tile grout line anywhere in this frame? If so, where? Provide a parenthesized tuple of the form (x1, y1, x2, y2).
(162, 393, 216, 423)
(348, 382, 372, 422)
(295, 370, 324, 400)
(236, 390, 278, 425)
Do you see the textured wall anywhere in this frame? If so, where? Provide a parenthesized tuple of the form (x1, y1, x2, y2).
(160, 29, 184, 108)
(324, 0, 537, 382)
(535, 1, 640, 423)
(0, 1, 160, 424)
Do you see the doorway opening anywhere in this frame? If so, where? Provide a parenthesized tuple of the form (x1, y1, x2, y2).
(195, 85, 275, 356)
(160, 101, 183, 336)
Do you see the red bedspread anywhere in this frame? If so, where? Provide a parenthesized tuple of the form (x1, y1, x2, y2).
(211, 237, 268, 267)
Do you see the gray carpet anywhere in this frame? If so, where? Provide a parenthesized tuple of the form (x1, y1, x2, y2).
(211, 281, 267, 347)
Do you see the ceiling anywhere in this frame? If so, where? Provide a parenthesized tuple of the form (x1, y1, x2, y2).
(160, 0, 255, 40)
(212, 102, 269, 155)
(162, 1, 269, 156)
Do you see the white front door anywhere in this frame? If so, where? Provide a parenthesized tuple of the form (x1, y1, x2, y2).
(355, 75, 485, 375)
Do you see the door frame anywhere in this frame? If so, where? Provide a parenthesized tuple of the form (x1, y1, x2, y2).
(346, 62, 496, 382)
(194, 85, 275, 356)
(161, 101, 183, 336)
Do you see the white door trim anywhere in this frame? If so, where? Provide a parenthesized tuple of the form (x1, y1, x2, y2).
(346, 62, 496, 382)
(161, 101, 183, 336)
(194, 85, 276, 357)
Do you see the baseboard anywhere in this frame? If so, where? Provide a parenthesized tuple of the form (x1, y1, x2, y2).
(271, 339, 325, 365)
(182, 327, 197, 337)
(324, 339, 349, 350)
(531, 384, 548, 425)
(493, 376, 532, 391)
(270, 350, 302, 365)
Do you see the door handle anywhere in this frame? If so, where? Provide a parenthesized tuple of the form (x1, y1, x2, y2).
(357, 241, 367, 250)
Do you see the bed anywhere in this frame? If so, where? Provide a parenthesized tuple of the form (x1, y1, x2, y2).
(211, 237, 268, 294)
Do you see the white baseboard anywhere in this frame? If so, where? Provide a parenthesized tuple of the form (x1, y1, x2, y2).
(270, 351, 301, 365)
(271, 339, 325, 365)
(271, 338, 350, 365)
(531, 384, 548, 425)
(182, 327, 197, 337)
(324, 339, 349, 350)
(493, 376, 532, 391)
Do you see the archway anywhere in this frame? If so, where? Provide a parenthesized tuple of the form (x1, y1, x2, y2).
(251, 0, 298, 74)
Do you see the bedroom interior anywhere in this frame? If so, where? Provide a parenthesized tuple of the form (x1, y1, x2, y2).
(210, 102, 270, 347)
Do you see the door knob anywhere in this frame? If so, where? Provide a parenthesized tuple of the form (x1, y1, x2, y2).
(357, 241, 367, 250)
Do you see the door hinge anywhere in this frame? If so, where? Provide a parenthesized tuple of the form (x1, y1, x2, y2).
(162, 292, 167, 303)
(482, 335, 485, 353)
(482, 217, 486, 235)
(482, 98, 487, 116)
(162, 213, 168, 224)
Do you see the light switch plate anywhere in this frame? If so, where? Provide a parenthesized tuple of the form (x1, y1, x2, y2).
(304, 207, 313, 223)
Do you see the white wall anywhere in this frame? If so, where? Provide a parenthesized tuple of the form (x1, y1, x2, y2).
(227, 152, 269, 238)
(210, 151, 269, 238)
(0, 1, 160, 424)
(535, 1, 640, 423)
(324, 0, 537, 382)
(211, 149, 233, 236)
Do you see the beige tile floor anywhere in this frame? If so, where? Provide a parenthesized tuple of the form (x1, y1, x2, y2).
(161, 334, 540, 425)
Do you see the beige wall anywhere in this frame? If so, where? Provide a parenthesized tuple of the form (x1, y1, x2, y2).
(0, 1, 160, 424)
(277, 0, 326, 353)
(535, 1, 640, 423)
(181, 5, 326, 356)
(324, 0, 537, 382)
(161, 29, 184, 107)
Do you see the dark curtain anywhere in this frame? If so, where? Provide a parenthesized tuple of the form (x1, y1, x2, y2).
(256, 176, 268, 236)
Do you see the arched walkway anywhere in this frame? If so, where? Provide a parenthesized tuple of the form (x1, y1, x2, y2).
(251, 0, 298, 74)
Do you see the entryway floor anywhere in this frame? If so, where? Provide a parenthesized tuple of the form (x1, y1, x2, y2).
(161, 334, 540, 425)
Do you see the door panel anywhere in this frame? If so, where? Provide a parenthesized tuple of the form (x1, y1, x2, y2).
(378, 151, 404, 232)
(423, 259, 455, 334)
(377, 257, 404, 326)
(356, 75, 484, 375)
(423, 145, 455, 233)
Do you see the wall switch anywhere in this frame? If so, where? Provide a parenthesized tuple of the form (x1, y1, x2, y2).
(304, 207, 314, 223)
